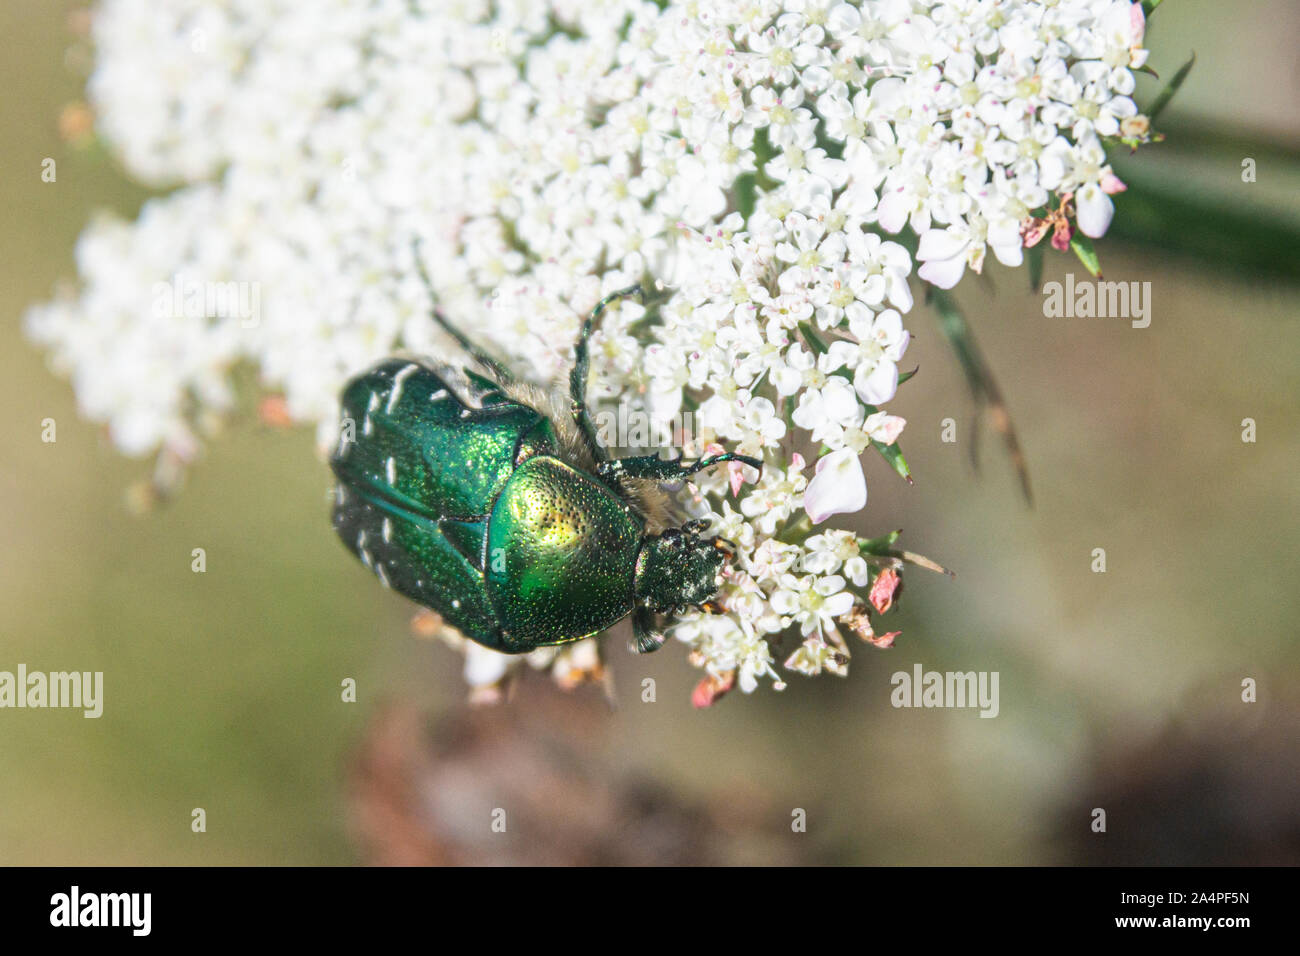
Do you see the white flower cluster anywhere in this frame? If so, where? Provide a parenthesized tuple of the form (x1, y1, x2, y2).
(27, 0, 1152, 701)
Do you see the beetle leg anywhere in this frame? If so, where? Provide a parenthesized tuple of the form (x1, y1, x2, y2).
(686, 452, 764, 477)
(630, 606, 666, 654)
(597, 452, 763, 484)
(569, 284, 642, 462)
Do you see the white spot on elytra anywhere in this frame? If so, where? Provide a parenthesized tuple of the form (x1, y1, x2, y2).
(387, 363, 417, 412)
(430, 388, 448, 401)
(376, 563, 391, 588)
(385, 456, 396, 484)
(382, 518, 393, 543)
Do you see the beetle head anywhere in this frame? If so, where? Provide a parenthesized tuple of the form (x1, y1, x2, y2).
(634, 519, 729, 613)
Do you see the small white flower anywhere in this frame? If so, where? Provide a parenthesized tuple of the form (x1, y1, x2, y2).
(784, 636, 849, 677)
(801, 529, 862, 576)
(771, 572, 855, 637)
(748, 538, 802, 583)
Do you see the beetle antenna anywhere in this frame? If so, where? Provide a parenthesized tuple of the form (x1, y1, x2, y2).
(410, 237, 514, 383)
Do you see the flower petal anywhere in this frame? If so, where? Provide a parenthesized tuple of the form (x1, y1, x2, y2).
(917, 228, 968, 262)
(1075, 182, 1115, 238)
(804, 448, 868, 523)
(854, 358, 899, 405)
(917, 253, 967, 289)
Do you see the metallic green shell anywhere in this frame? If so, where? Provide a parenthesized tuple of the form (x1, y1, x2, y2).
(340, 360, 553, 521)
(330, 359, 557, 652)
(485, 456, 643, 647)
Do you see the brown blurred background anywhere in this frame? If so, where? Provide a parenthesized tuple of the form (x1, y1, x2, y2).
(1, 1, 1297, 865)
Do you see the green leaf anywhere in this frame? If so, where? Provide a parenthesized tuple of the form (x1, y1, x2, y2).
(894, 229, 1032, 501)
(1141, 0, 1164, 16)
(872, 438, 912, 484)
(1070, 233, 1102, 277)
(1027, 241, 1045, 291)
(897, 366, 918, 386)
(734, 127, 777, 221)
(814, 123, 845, 161)
(855, 398, 912, 483)
(1148, 52, 1196, 125)
(859, 530, 902, 555)
(734, 173, 758, 221)
(929, 288, 1034, 503)
(798, 320, 829, 355)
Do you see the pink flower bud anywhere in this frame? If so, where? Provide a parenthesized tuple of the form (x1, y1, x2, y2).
(869, 567, 901, 614)
(692, 671, 735, 708)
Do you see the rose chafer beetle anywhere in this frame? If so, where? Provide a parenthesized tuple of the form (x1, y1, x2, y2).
(329, 249, 760, 655)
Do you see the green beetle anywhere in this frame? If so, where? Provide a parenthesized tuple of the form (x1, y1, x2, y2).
(329, 258, 760, 655)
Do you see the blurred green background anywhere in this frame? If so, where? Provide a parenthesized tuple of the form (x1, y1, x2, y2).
(2, 1, 1297, 865)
